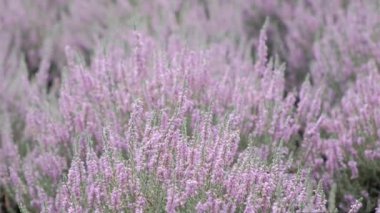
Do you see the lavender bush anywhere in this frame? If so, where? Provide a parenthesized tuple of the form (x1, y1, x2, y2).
(1, 0, 380, 212)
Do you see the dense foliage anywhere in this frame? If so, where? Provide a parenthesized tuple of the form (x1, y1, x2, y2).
(1, 0, 380, 212)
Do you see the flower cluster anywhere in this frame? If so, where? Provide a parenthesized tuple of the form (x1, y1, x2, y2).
(1, 0, 380, 212)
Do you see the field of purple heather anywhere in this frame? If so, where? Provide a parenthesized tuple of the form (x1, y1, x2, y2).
(1, 0, 380, 212)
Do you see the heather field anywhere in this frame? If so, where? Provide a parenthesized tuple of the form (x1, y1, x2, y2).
(1, 0, 380, 212)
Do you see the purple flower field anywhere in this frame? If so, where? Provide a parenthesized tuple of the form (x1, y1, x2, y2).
(1, 0, 380, 212)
